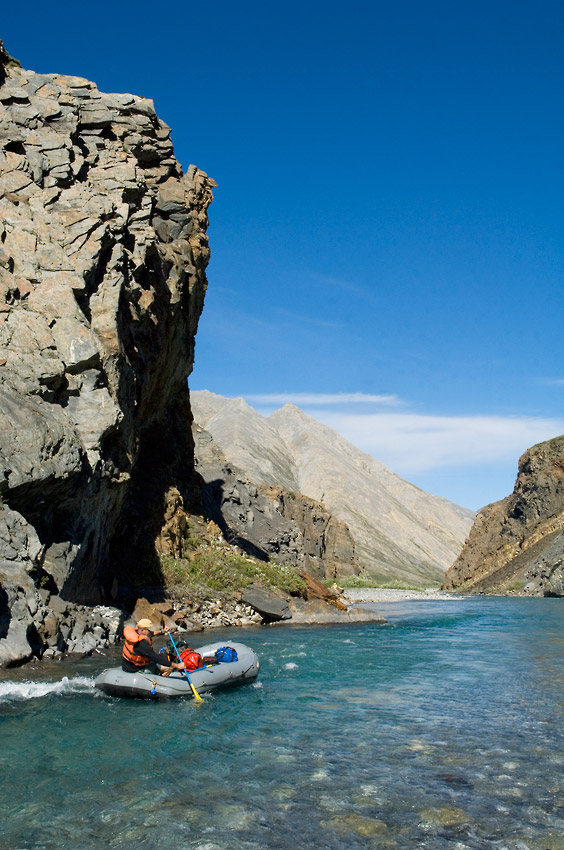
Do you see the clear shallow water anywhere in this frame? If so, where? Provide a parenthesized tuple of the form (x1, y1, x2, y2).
(2, 598, 564, 849)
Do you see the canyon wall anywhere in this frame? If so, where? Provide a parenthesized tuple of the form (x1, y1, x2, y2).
(443, 436, 564, 595)
(193, 423, 359, 579)
(0, 43, 214, 663)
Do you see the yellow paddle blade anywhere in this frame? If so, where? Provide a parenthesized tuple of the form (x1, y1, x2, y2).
(191, 683, 203, 701)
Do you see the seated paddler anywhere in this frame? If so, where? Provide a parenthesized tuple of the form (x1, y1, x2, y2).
(122, 618, 186, 675)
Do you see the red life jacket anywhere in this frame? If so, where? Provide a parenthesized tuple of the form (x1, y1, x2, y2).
(122, 625, 152, 668)
(180, 647, 203, 671)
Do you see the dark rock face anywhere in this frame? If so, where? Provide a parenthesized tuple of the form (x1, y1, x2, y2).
(262, 486, 358, 579)
(0, 50, 213, 664)
(241, 584, 292, 622)
(442, 437, 564, 594)
(193, 423, 360, 579)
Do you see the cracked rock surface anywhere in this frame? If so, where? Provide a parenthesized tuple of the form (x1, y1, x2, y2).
(0, 44, 214, 664)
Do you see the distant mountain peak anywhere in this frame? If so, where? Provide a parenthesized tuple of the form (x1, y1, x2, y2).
(276, 402, 304, 413)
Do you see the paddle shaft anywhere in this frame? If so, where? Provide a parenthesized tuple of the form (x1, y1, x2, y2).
(168, 633, 202, 701)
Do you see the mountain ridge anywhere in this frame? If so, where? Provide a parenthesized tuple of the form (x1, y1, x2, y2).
(190, 390, 474, 583)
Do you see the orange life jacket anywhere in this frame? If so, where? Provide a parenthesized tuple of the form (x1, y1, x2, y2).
(122, 625, 152, 668)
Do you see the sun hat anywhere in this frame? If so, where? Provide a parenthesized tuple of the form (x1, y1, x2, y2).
(136, 618, 155, 631)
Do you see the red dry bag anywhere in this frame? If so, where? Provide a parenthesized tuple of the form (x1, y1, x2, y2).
(180, 648, 203, 671)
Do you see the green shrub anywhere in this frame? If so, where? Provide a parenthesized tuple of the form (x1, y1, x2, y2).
(160, 551, 306, 596)
(505, 580, 525, 593)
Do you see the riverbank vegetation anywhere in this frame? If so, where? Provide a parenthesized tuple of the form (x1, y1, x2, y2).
(160, 550, 306, 597)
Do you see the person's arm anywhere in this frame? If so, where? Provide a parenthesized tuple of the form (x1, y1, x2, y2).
(136, 639, 172, 667)
(137, 639, 185, 671)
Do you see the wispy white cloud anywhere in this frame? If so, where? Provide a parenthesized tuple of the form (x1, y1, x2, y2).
(311, 411, 564, 474)
(246, 392, 404, 406)
(307, 271, 381, 303)
(271, 307, 345, 329)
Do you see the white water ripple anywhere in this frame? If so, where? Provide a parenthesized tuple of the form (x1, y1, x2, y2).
(0, 676, 96, 702)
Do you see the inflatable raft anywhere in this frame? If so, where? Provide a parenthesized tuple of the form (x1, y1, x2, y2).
(94, 641, 259, 699)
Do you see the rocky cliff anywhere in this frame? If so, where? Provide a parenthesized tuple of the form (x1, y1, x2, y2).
(442, 436, 564, 595)
(191, 391, 475, 584)
(0, 44, 214, 664)
(193, 423, 359, 579)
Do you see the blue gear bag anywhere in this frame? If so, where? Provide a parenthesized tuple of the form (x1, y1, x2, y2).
(215, 646, 238, 662)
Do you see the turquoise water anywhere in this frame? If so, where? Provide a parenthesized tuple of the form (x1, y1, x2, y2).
(2, 598, 564, 849)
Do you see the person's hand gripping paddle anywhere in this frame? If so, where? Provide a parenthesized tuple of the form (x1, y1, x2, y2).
(168, 633, 203, 702)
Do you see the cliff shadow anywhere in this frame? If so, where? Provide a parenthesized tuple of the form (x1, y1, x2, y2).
(0, 587, 10, 640)
(107, 395, 199, 609)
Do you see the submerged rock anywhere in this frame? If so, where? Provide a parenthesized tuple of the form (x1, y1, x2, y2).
(322, 813, 388, 837)
(418, 806, 472, 827)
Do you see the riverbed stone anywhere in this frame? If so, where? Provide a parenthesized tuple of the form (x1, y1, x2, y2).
(322, 813, 388, 837)
(418, 806, 472, 827)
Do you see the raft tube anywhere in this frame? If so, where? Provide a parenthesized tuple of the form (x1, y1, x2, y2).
(94, 641, 259, 699)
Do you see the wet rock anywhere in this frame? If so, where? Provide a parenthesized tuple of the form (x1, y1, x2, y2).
(418, 806, 472, 827)
(242, 584, 292, 622)
(322, 813, 388, 837)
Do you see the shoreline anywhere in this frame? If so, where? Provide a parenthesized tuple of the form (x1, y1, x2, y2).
(343, 587, 464, 604)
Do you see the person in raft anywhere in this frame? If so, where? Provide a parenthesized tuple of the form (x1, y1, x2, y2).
(122, 618, 186, 675)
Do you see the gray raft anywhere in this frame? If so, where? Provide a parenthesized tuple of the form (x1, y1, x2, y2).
(94, 641, 260, 699)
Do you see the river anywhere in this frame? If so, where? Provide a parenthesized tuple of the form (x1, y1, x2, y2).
(2, 597, 564, 849)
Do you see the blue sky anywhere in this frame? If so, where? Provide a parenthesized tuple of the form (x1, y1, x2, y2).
(3, 1, 564, 510)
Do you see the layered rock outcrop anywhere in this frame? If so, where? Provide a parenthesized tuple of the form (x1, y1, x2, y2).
(191, 391, 475, 584)
(193, 423, 359, 579)
(442, 436, 564, 595)
(0, 44, 214, 664)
